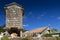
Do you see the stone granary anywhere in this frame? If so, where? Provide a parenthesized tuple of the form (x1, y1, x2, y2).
(3, 2, 24, 37)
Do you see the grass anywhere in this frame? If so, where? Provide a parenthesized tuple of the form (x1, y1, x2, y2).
(1, 35, 8, 40)
(56, 37, 60, 40)
(42, 34, 52, 37)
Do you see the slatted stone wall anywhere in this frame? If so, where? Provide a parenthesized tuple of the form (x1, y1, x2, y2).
(31, 37, 57, 40)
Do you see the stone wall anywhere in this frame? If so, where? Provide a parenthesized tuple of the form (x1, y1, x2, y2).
(8, 37, 57, 40)
(32, 37, 57, 40)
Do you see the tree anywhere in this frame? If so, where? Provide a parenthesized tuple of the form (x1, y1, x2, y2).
(51, 28, 58, 32)
(42, 34, 52, 37)
(0, 24, 5, 33)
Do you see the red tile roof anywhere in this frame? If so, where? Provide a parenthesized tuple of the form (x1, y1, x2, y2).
(24, 26, 49, 34)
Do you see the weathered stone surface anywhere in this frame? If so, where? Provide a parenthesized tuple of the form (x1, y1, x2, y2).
(4, 2, 24, 29)
(31, 37, 57, 40)
(9, 38, 21, 40)
(8, 37, 21, 40)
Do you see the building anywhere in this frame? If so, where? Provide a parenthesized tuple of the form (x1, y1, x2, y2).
(51, 30, 60, 37)
(4, 2, 24, 37)
(23, 26, 51, 37)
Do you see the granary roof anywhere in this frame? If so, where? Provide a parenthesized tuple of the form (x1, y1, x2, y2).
(4, 2, 23, 8)
(4, 2, 24, 15)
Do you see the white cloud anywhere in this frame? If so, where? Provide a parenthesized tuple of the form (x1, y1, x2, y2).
(23, 16, 27, 19)
(40, 14, 44, 17)
(37, 14, 45, 19)
(48, 24, 51, 26)
(57, 17, 60, 19)
(50, 16, 54, 17)
(37, 16, 41, 19)
(50, 16, 54, 18)
(29, 11, 32, 15)
(23, 24, 29, 27)
(27, 11, 33, 17)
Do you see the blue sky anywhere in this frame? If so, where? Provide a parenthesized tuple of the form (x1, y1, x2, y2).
(0, 0, 60, 30)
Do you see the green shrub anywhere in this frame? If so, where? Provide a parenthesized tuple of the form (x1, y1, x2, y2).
(1, 35, 8, 40)
(42, 34, 52, 37)
(56, 37, 60, 40)
(21, 37, 31, 40)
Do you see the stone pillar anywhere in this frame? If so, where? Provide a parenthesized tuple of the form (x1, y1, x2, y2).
(20, 30, 22, 37)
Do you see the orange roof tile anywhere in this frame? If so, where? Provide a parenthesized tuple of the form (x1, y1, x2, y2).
(24, 26, 49, 34)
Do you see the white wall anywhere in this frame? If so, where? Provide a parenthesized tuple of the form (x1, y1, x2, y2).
(52, 35, 59, 37)
(23, 27, 51, 37)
